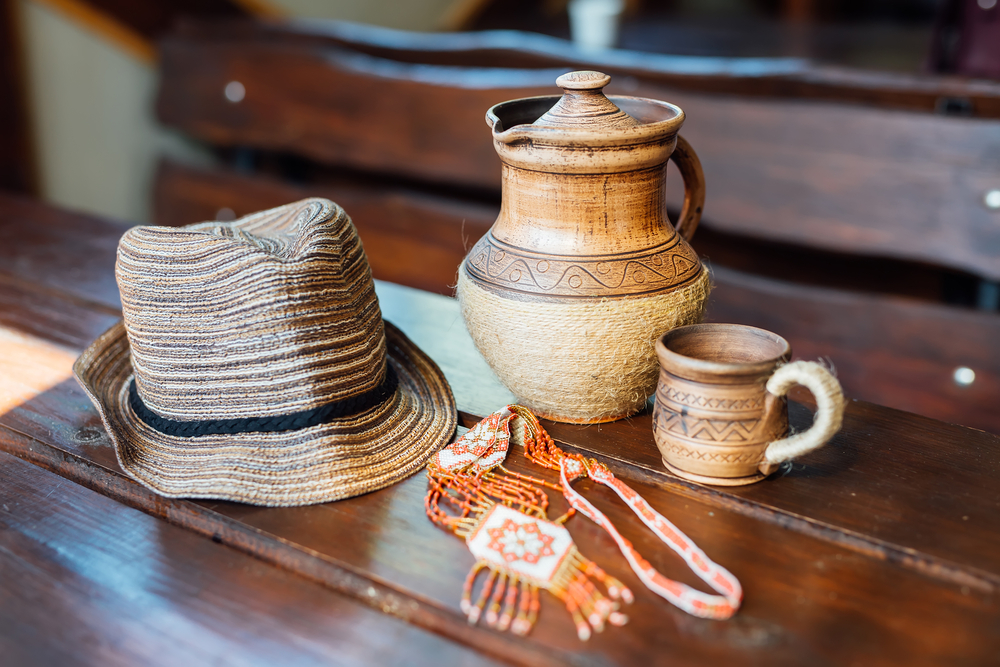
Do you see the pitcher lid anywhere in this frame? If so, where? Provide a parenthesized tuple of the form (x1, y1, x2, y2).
(532, 71, 639, 130)
(487, 70, 683, 138)
(486, 71, 685, 172)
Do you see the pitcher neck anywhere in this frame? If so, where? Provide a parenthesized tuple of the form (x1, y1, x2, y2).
(491, 163, 678, 257)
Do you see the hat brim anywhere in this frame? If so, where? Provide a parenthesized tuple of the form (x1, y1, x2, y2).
(73, 320, 457, 506)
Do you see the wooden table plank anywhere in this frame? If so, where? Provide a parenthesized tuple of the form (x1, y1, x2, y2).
(6, 300, 998, 598)
(3, 230, 999, 594)
(0, 423, 579, 667)
(3, 401, 998, 665)
(3, 195, 1000, 663)
(0, 273, 121, 352)
(0, 192, 125, 311)
(1, 288, 998, 664)
(0, 449, 504, 667)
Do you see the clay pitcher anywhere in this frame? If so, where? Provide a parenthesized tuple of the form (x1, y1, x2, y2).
(457, 71, 710, 423)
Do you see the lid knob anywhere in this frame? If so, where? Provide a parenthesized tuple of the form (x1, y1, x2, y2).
(555, 71, 612, 91)
(534, 71, 638, 129)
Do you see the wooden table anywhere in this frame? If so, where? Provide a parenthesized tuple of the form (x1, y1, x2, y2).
(1, 192, 998, 665)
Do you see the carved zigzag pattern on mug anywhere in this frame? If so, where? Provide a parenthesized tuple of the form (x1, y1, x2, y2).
(658, 386, 764, 411)
(657, 411, 760, 443)
(662, 441, 763, 464)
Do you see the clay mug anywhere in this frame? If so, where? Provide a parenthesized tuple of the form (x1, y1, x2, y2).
(652, 324, 845, 486)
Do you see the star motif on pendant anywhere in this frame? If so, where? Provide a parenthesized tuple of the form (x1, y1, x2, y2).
(486, 518, 556, 564)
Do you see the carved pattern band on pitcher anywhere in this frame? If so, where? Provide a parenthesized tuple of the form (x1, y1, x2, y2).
(465, 234, 703, 298)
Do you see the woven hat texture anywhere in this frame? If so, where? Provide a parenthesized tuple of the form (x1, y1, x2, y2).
(74, 198, 456, 506)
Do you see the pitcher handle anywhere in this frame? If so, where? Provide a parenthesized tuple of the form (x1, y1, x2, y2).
(759, 361, 846, 475)
(669, 135, 706, 241)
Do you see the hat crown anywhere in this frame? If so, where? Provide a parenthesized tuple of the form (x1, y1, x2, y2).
(116, 198, 387, 422)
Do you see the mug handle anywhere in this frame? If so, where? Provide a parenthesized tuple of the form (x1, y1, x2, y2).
(668, 135, 706, 241)
(758, 361, 846, 475)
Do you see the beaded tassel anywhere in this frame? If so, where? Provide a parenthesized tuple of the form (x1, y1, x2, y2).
(426, 405, 742, 641)
(427, 485, 629, 639)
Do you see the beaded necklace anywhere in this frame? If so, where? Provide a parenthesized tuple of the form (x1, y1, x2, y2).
(425, 405, 742, 641)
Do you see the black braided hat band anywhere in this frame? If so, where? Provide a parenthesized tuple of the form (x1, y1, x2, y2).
(127, 365, 399, 438)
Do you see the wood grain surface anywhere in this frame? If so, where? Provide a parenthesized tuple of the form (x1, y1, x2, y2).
(0, 193, 127, 310)
(154, 29, 1000, 280)
(165, 20, 1000, 118)
(2, 193, 999, 664)
(0, 448, 502, 667)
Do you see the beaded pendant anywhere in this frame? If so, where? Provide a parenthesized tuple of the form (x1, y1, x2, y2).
(425, 405, 742, 641)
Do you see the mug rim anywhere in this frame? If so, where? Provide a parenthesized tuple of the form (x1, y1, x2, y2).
(656, 323, 791, 382)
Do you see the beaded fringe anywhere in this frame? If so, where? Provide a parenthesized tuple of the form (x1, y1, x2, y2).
(452, 501, 631, 640)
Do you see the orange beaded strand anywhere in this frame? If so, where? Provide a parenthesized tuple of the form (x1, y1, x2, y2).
(427, 404, 741, 641)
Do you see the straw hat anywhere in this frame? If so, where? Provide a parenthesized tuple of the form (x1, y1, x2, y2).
(74, 198, 456, 506)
